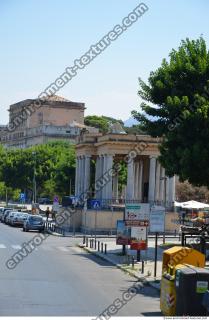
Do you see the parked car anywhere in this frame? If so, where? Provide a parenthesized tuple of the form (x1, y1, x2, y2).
(1, 209, 13, 223)
(5, 211, 16, 225)
(38, 198, 52, 205)
(23, 215, 45, 232)
(10, 212, 29, 227)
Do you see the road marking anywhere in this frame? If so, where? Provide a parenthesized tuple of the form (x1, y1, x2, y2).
(0, 244, 6, 248)
(57, 246, 69, 252)
(11, 245, 22, 249)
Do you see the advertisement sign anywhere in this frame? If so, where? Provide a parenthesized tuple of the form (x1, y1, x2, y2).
(125, 203, 150, 221)
(150, 206, 165, 233)
(116, 220, 131, 245)
(130, 226, 147, 250)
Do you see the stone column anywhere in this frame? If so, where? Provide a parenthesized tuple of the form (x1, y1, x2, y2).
(155, 160, 161, 202)
(75, 157, 79, 196)
(77, 156, 81, 196)
(95, 156, 101, 199)
(106, 155, 113, 200)
(168, 176, 175, 205)
(113, 170, 119, 201)
(159, 167, 165, 203)
(148, 156, 157, 203)
(138, 159, 143, 201)
(126, 159, 134, 200)
(84, 155, 91, 194)
(166, 177, 169, 206)
(101, 155, 107, 200)
(134, 162, 139, 200)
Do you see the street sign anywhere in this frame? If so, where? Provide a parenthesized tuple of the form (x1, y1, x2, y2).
(125, 203, 150, 221)
(150, 206, 165, 233)
(125, 220, 149, 227)
(53, 195, 59, 203)
(91, 200, 101, 209)
(19, 193, 26, 202)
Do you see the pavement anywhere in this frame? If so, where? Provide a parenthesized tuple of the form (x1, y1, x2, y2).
(0, 222, 161, 316)
(78, 236, 181, 291)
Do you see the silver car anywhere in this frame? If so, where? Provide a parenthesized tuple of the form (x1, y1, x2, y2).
(10, 212, 29, 226)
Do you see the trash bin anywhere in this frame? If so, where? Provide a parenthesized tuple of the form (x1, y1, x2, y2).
(160, 246, 205, 316)
(160, 264, 185, 316)
(175, 265, 209, 316)
(162, 246, 205, 274)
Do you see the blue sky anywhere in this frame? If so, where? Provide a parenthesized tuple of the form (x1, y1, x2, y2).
(0, 0, 208, 124)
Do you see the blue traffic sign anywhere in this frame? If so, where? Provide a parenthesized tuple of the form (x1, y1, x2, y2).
(19, 193, 26, 201)
(91, 200, 101, 209)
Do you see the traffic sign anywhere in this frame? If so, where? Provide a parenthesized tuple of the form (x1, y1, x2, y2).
(53, 195, 59, 203)
(19, 193, 26, 202)
(91, 200, 101, 209)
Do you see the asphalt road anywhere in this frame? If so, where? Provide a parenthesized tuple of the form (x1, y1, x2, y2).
(0, 223, 161, 316)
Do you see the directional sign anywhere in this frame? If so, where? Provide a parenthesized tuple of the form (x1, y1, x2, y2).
(91, 200, 101, 209)
(125, 203, 150, 221)
(125, 220, 149, 227)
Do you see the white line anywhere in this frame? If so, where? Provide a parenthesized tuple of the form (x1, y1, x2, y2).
(57, 246, 69, 252)
(11, 245, 22, 249)
(0, 244, 6, 249)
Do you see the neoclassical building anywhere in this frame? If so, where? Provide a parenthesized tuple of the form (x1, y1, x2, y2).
(75, 131, 176, 208)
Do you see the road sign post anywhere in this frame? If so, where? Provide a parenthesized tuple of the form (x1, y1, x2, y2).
(90, 200, 101, 243)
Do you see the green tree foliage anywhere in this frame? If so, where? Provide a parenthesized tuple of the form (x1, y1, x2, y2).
(84, 115, 124, 133)
(0, 141, 75, 200)
(132, 37, 209, 187)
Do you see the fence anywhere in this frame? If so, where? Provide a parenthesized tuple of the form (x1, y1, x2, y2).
(44, 222, 65, 236)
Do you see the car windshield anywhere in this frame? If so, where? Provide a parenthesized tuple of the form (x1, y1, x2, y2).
(30, 216, 43, 223)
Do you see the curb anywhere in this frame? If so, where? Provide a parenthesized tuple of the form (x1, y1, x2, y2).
(45, 230, 64, 237)
(78, 244, 161, 292)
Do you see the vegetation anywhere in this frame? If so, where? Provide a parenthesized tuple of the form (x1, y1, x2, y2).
(0, 141, 75, 201)
(176, 181, 209, 203)
(132, 37, 209, 187)
(84, 115, 124, 133)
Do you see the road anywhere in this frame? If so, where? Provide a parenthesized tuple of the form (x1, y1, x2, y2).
(0, 223, 161, 316)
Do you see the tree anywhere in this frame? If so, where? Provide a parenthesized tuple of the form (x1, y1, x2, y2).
(176, 181, 209, 203)
(132, 37, 209, 187)
(84, 115, 124, 133)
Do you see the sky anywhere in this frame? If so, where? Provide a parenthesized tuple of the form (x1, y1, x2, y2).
(0, 0, 208, 124)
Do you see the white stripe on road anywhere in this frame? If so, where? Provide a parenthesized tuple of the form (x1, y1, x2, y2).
(11, 245, 22, 249)
(0, 244, 6, 248)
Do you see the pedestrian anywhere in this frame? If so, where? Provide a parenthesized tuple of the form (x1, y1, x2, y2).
(46, 207, 50, 221)
(52, 210, 56, 221)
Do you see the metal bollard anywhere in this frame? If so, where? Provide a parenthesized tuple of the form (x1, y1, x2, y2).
(104, 244, 107, 254)
(175, 229, 177, 237)
(98, 241, 100, 251)
(94, 239, 97, 250)
(86, 237, 88, 247)
(101, 242, 104, 253)
(127, 255, 130, 266)
(141, 260, 144, 274)
(132, 256, 135, 269)
(83, 235, 86, 244)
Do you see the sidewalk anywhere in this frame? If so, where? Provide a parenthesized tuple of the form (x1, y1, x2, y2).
(78, 236, 179, 291)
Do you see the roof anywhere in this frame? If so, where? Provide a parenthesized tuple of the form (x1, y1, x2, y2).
(44, 95, 71, 102)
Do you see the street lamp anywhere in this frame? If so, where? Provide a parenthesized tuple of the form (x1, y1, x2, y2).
(32, 151, 37, 203)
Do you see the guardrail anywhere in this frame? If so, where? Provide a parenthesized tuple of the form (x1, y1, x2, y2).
(44, 222, 65, 236)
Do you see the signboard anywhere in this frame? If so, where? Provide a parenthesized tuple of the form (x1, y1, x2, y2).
(52, 203, 60, 212)
(53, 195, 59, 203)
(130, 226, 147, 250)
(150, 206, 165, 233)
(125, 203, 150, 221)
(19, 192, 26, 202)
(125, 220, 149, 227)
(116, 220, 131, 245)
(91, 200, 101, 209)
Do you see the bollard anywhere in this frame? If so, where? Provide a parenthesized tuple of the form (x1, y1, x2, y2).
(141, 260, 144, 274)
(101, 242, 104, 253)
(86, 237, 88, 247)
(127, 255, 130, 266)
(90, 239, 92, 248)
(175, 229, 177, 237)
(94, 239, 97, 250)
(98, 241, 100, 251)
(104, 244, 107, 254)
(62, 228, 65, 236)
(83, 235, 86, 244)
(132, 256, 135, 269)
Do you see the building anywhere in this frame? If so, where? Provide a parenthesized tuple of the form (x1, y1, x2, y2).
(75, 131, 176, 208)
(1, 95, 98, 148)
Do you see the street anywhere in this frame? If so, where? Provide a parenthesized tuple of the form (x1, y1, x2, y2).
(0, 222, 160, 316)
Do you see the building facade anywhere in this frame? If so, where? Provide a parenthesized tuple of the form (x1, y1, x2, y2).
(75, 132, 176, 207)
(1, 95, 98, 148)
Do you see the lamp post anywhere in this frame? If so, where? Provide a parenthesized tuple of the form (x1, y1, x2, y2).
(32, 151, 37, 204)
(160, 176, 167, 244)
